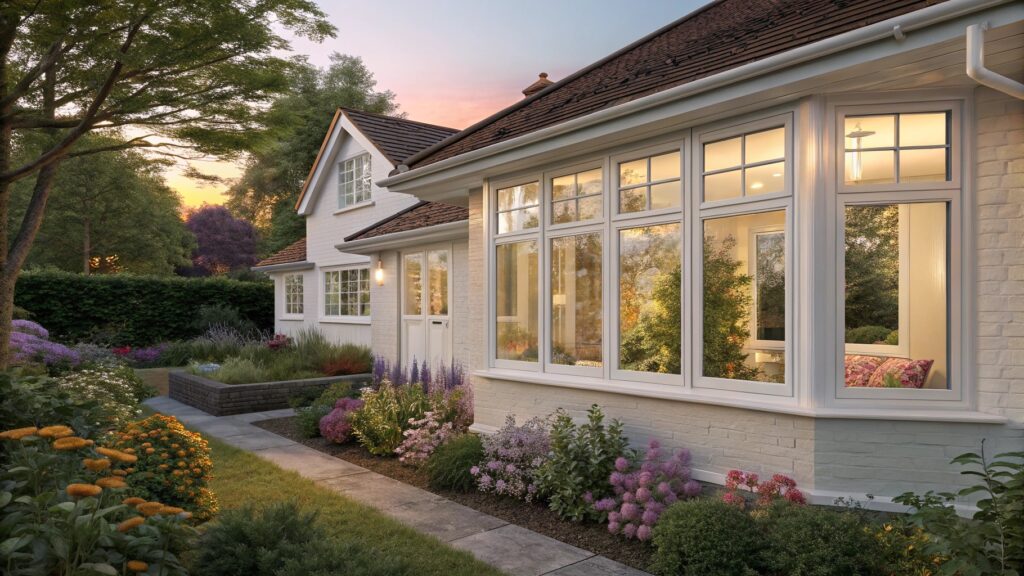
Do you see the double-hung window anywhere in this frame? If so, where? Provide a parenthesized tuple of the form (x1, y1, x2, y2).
(284, 274, 303, 316)
(339, 153, 372, 208)
(323, 267, 371, 318)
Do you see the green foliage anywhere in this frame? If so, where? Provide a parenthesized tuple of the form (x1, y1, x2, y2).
(14, 270, 273, 345)
(294, 382, 355, 438)
(845, 325, 895, 345)
(756, 501, 885, 576)
(620, 265, 681, 374)
(845, 205, 900, 334)
(427, 434, 484, 492)
(702, 235, 761, 381)
(894, 445, 1024, 576)
(193, 304, 259, 335)
(350, 383, 430, 456)
(535, 404, 632, 522)
(56, 365, 146, 428)
(650, 498, 762, 576)
(0, 371, 113, 437)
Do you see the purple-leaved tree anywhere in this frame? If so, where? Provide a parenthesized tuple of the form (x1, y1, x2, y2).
(183, 205, 259, 276)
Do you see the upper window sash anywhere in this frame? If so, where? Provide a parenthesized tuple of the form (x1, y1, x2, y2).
(611, 144, 683, 220)
(494, 179, 541, 236)
(546, 162, 605, 229)
(697, 113, 793, 209)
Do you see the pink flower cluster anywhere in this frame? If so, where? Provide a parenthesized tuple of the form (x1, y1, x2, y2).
(266, 333, 292, 350)
(722, 469, 806, 509)
(395, 411, 455, 465)
(594, 439, 701, 541)
(319, 397, 364, 444)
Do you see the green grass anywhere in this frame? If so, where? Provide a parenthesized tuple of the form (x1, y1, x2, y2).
(206, 438, 505, 576)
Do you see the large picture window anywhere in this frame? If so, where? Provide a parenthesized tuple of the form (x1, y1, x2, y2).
(550, 233, 603, 368)
(618, 223, 681, 374)
(284, 274, 303, 315)
(339, 154, 372, 208)
(496, 241, 538, 362)
(324, 268, 370, 317)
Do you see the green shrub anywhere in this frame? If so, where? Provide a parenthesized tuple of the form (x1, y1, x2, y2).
(294, 382, 355, 438)
(427, 434, 484, 492)
(756, 501, 884, 576)
(14, 270, 272, 345)
(535, 404, 632, 522)
(192, 357, 266, 385)
(193, 303, 258, 335)
(0, 371, 105, 436)
(650, 499, 762, 576)
(845, 325, 894, 345)
(350, 382, 429, 455)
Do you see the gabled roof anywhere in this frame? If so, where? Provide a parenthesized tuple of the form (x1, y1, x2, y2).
(345, 201, 468, 242)
(407, 0, 946, 168)
(254, 238, 306, 268)
(342, 108, 459, 166)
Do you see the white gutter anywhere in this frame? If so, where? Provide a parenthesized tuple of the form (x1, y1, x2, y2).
(250, 261, 315, 273)
(966, 23, 1024, 99)
(335, 220, 468, 255)
(381, 0, 1013, 189)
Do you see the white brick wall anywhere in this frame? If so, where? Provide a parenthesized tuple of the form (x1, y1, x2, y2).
(369, 250, 401, 362)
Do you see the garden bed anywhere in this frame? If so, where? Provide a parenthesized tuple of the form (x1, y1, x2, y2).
(169, 371, 371, 416)
(254, 415, 656, 571)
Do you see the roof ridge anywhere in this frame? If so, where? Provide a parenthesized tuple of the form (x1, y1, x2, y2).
(339, 107, 459, 133)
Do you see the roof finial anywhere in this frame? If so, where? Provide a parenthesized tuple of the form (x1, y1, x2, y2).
(522, 72, 554, 98)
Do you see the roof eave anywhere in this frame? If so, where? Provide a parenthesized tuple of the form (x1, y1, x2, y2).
(335, 220, 468, 255)
(250, 261, 315, 273)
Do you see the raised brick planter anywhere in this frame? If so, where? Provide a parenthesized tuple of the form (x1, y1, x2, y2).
(168, 370, 371, 416)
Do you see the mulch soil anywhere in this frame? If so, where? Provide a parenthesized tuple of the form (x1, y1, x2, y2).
(253, 416, 655, 571)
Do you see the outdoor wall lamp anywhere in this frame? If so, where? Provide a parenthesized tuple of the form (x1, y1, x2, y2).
(375, 259, 385, 286)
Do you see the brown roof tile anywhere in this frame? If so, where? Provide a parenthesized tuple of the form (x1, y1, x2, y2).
(255, 238, 306, 268)
(345, 202, 468, 242)
(342, 108, 458, 165)
(410, 0, 946, 168)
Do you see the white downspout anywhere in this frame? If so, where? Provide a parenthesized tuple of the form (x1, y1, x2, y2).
(966, 23, 1024, 100)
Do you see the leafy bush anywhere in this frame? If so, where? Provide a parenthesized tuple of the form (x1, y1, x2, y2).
(894, 445, 1024, 576)
(595, 439, 701, 541)
(350, 382, 429, 455)
(721, 469, 806, 509)
(650, 498, 762, 576)
(470, 414, 550, 502)
(535, 404, 631, 522)
(295, 382, 354, 438)
(193, 303, 259, 335)
(427, 434, 484, 492)
(395, 411, 455, 465)
(318, 397, 364, 444)
(56, 365, 147, 428)
(0, 371, 107, 435)
(845, 325, 895, 345)
(110, 414, 218, 521)
(756, 501, 885, 576)
(14, 270, 273, 345)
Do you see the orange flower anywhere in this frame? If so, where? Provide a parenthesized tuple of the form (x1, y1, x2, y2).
(123, 497, 146, 506)
(96, 447, 138, 463)
(177, 461, 187, 468)
(66, 483, 102, 499)
(159, 506, 184, 515)
(112, 469, 128, 477)
(37, 425, 74, 438)
(176, 450, 186, 457)
(122, 447, 135, 454)
(145, 447, 155, 454)
(96, 477, 128, 489)
(83, 458, 111, 472)
(136, 502, 164, 517)
(126, 560, 148, 572)
(117, 516, 145, 532)
(0, 426, 38, 440)
(53, 437, 90, 451)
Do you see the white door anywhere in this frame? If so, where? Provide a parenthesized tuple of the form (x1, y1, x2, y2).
(401, 247, 452, 372)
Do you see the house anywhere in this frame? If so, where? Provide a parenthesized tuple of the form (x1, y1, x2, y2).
(259, 0, 1024, 508)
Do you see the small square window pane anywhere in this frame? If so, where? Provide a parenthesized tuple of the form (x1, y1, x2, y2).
(577, 195, 602, 221)
(704, 170, 742, 202)
(619, 187, 647, 213)
(745, 128, 785, 164)
(552, 175, 576, 201)
(619, 159, 647, 186)
(899, 113, 948, 147)
(651, 151, 681, 181)
(578, 169, 602, 195)
(498, 207, 539, 234)
(745, 162, 786, 196)
(650, 181, 681, 209)
(552, 199, 577, 224)
(844, 115, 895, 149)
(899, 148, 948, 182)
(845, 150, 895, 185)
(704, 137, 741, 172)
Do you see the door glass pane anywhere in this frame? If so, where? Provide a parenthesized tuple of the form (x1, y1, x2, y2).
(496, 241, 538, 362)
(551, 233, 603, 367)
(404, 254, 422, 315)
(428, 251, 449, 316)
(745, 128, 785, 164)
(619, 223, 681, 374)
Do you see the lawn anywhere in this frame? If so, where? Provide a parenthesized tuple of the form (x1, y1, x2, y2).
(206, 437, 505, 576)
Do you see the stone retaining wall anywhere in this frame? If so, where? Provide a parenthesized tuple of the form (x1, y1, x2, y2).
(168, 371, 371, 416)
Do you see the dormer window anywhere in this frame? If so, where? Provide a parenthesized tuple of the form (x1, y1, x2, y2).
(339, 153, 372, 208)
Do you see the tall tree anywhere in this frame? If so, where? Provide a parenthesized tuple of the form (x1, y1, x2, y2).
(226, 53, 399, 253)
(183, 204, 258, 275)
(0, 0, 333, 367)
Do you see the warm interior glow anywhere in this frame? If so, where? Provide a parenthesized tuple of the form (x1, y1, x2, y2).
(375, 259, 385, 286)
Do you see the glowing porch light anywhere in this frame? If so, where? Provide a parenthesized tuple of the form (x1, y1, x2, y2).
(375, 259, 385, 286)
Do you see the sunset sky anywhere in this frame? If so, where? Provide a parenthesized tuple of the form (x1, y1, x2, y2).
(172, 0, 704, 207)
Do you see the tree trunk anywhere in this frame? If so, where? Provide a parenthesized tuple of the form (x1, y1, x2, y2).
(82, 218, 91, 274)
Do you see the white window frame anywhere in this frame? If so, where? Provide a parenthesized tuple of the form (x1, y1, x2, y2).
(321, 266, 371, 323)
(282, 273, 304, 319)
(827, 94, 968, 408)
(338, 153, 372, 209)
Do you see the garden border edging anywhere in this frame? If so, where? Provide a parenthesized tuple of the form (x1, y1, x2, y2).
(168, 370, 371, 416)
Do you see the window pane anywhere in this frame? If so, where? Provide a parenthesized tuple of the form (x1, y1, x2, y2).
(650, 151, 681, 181)
(899, 148, 948, 182)
(404, 255, 422, 315)
(844, 115, 895, 149)
(578, 195, 602, 221)
(552, 175, 576, 201)
(496, 241, 538, 362)
(428, 251, 449, 316)
(497, 182, 538, 211)
(754, 231, 785, 341)
(498, 206, 539, 234)
(844, 203, 948, 390)
(899, 113, 948, 147)
(703, 211, 786, 383)
(551, 233, 603, 367)
(552, 199, 577, 224)
(704, 137, 741, 172)
(619, 186, 646, 214)
(619, 159, 647, 186)
(745, 162, 786, 196)
(745, 128, 785, 164)
(578, 169, 603, 195)
(704, 170, 741, 202)
(650, 181, 681, 209)
(619, 223, 681, 374)
(845, 150, 894, 185)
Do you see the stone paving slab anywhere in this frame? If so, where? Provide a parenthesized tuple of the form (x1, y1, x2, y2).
(253, 443, 367, 480)
(372, 495, 508, 542)
(451, 524, 594, 576)
(231, 408, 295, 423)
(217, 429, 297, 451)
(547, 555, 651, 576)
(316, 470, 445, 509)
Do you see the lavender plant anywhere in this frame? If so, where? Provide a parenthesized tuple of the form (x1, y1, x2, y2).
(470, 415, 550, 502)
(9, 320, 80, 369)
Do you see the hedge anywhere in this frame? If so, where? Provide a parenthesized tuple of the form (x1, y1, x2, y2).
(14, 270, 273, 345)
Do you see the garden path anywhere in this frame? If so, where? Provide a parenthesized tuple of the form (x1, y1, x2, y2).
(143, 396, 651, 576)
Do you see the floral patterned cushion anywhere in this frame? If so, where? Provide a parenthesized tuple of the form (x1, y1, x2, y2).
(844, 355, 884, 387)
(866, 357, 934, 389)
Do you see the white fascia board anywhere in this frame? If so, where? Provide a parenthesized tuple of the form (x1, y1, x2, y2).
(334, 221, 468, 255)
(250, 261, 315, 273)
(380, 0, 1021, 199)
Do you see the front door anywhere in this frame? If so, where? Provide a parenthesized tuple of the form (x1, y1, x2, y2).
(401, 246, 452, 372)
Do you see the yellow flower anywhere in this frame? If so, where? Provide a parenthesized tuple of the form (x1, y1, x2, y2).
(0, 426, 38, 440)
(37, 425, 74, 438)
(123, 497, 146, 506)
(83, 458, 112, 472)
(117, 516, 145, 532)
(66, 483, 102, 499)
(137, 502, 164, 517)
(96, 477, 127, 489)
(126, 560, 148, 572)
(53, 437, 90, 451)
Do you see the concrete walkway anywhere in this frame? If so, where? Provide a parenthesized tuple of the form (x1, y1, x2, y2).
(144, 396, 649, 576)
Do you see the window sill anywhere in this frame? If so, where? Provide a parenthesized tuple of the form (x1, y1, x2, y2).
(334, 201, 374, 215)
(279, 315, 304, 321)
(319, 316, 371, 325)
(473, 369, 1008, 424)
